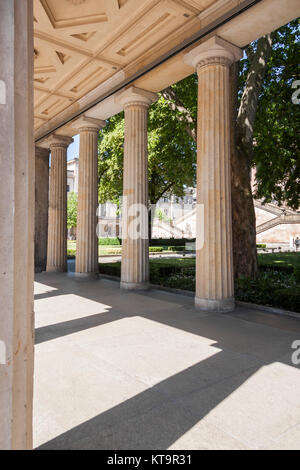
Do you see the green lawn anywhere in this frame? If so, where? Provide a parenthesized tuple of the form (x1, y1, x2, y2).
(258, 252, 300, 269)
(67, 241, 189, 256)
(68, 241, 300, 270)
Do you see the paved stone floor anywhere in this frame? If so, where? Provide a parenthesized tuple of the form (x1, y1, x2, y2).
(34, 272, 300, 450)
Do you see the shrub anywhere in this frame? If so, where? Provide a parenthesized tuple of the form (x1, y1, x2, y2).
(167, 246, 185, 252)
(149, 247, 164, 252)
(99, 262, 121, 277)
(273, 287, 300, 312)
(150, 238, 195, 247)
(67, 249, 76, 258)
(102, 248, 122, 255)
(98, 237, 121, 245)
(235, 269, 298, 311)
(259, 263, 294, 274)
(256, 244, 267, 249)
(294, 266, 300, 284)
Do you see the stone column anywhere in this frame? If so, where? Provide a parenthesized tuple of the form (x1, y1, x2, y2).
(115, 87, 157, 290)
(46, 135, 73, 272)
(184, 36, 242, 312)
(74, 117, 105, 279)
(35, 146, 49, 272)
(0, 0, 34, 449)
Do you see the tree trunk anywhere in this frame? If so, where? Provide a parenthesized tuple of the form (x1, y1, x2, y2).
(230, 62, 258, 279)
(162, 35, 273, 279)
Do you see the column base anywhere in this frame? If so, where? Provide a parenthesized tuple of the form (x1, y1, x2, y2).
(74, 272, 99, 281)
(120, 280, 149, 291)
(46, 265, 66, 273)
(195, 296, 235, 312)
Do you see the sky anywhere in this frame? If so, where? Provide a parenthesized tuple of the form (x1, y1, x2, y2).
(67, 134, 79, 161)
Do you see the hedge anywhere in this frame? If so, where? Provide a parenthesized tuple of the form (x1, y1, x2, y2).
(98, 237, 121, 245)
(67, 249, 76, 258)
(150, 238, 195, 247)
(273, 287, 300, 312)
(99, 259, 300, 312)
(167, 246, 185, 252)
(259, 263, 294, 274)
(99, 260, 195, 285)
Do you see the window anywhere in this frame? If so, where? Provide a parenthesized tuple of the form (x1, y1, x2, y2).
(67, 185, 70, 192)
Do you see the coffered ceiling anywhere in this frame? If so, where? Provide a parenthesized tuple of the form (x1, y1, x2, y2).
(34, 0, 222, 131)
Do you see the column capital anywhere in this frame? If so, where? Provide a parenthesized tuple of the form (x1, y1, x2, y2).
(35, 146, 49, 159)
(184, 36, 242, 70)
(45, 134, 73, 150)
(115, 86, 157, 110)
(73, 115, 106, 133)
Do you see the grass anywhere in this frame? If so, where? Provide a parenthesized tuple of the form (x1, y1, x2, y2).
(67, 241, 190, 256)
(258, 252, 300, 269)
(68, 240, 300, 269)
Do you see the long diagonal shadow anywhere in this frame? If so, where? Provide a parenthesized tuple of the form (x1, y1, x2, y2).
(35, 274, 300, 450)
(37, 351, 261, 450)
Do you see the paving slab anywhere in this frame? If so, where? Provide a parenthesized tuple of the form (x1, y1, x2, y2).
(34, 272, 300, 450)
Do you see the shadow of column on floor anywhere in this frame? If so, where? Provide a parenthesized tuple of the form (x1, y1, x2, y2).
(34, 274, 300, 450)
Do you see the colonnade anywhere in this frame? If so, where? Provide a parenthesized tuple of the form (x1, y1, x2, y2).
(1, 3, 242, 449)
(34, 36, 241, 313)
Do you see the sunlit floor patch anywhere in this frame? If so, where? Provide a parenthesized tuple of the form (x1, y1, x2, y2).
(34, 273, 300, 450)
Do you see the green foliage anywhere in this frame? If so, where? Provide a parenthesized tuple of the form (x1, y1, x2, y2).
(155, 208, 168, 222)
(99, 253, 300, 311)
(167, 246, 185, 252)
(150, 238, 195, 246)
(256, 244, 267, 249)
(98, 237, 121, 245)
(67, 192, 78, 229)
(273, 287, 300, 312)
(97, 21, 299, 220)
(258, 252, 300, 269)
(252, 19, 300, 209)
(98, 77, 197, 206)
(67, 249, 76, 258)
(294, 266, 300, 283)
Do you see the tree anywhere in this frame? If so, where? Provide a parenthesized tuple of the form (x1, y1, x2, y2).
(67, 192, 78, 229)
(98, 101, 196, 207)
(161, 35, 274, 279)
(253, 20, 300, 210)
(161, 22, 299, 279)
(98, 21, 299, 279)
(98, 96, 196, 236)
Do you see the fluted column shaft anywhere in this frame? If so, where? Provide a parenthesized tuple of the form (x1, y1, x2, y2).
(121, 102, 149, 289)
(35, 146, 49, 272)
(196, 57, 234, 311)
(75, 125, 100, 277)
(115, 87, 157, 290)
(47, 136, 72, 272)
(184, 37, 242, 312)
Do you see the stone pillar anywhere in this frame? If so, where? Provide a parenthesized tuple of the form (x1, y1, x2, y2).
(74, 117, 105, 279)
(184, 36, 242, 312)
(115, 87, 157, 290)
(0, 0, 34, 449)
(35, 146, 49, 272)
(46, 135, 73, 272)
